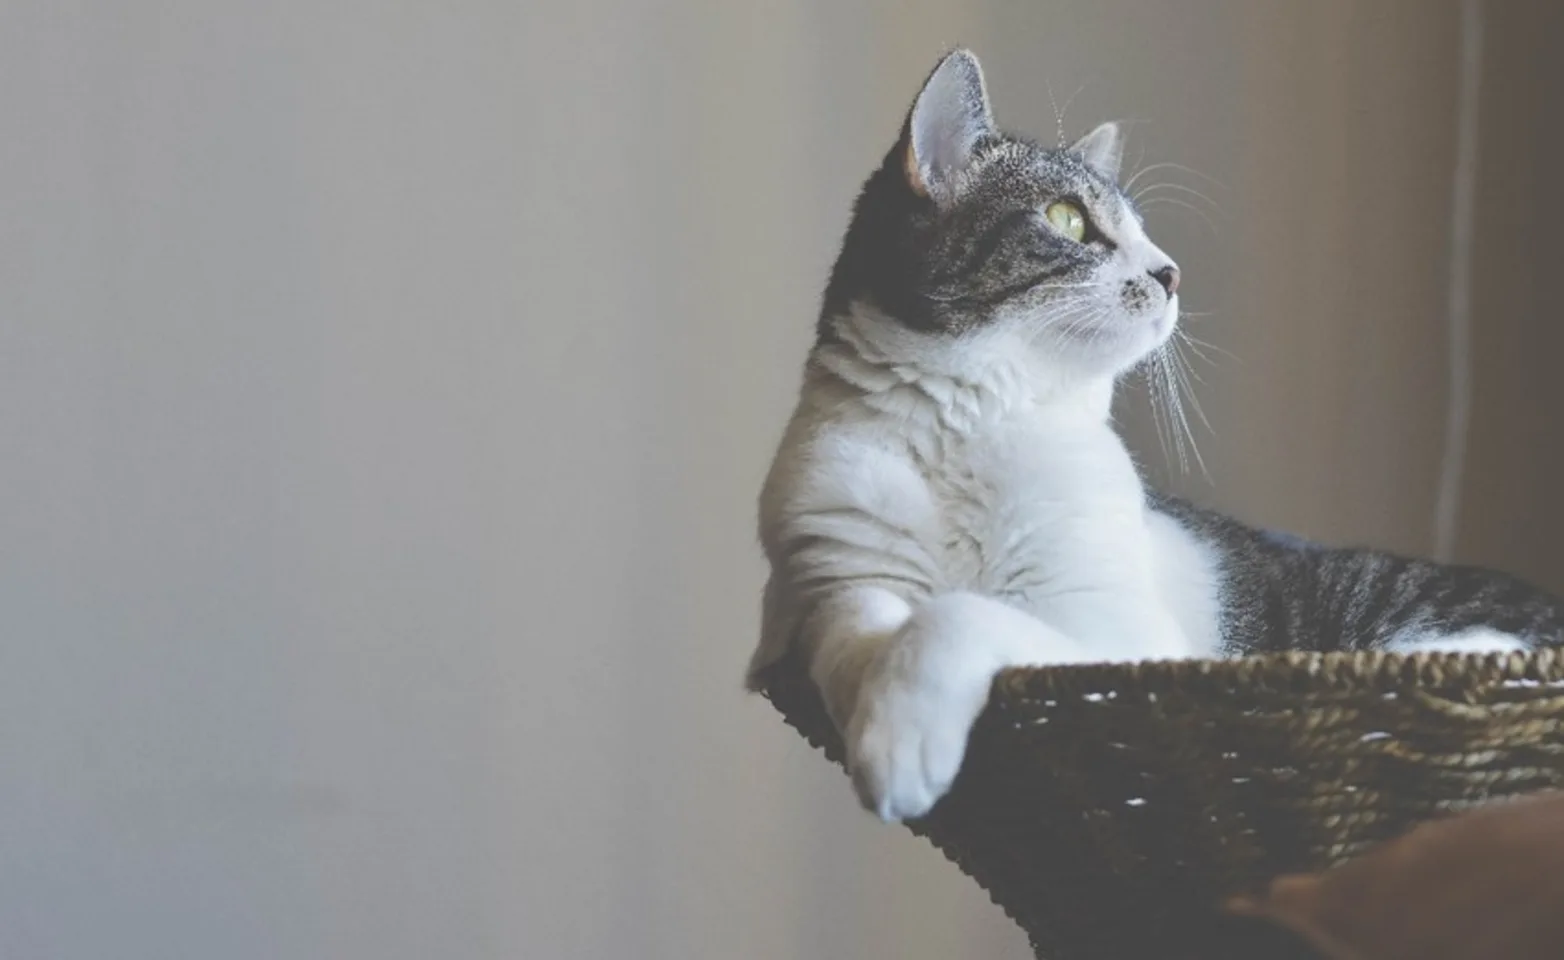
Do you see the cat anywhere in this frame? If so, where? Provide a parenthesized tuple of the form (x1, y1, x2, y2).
(746, 48, 1564, 824)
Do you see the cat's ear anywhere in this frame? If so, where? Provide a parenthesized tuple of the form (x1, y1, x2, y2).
(903, 49, 995, 201)
(1071, 122, 1124, 182)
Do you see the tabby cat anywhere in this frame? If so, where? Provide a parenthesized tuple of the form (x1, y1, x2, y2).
(747, 49, 1563, 823)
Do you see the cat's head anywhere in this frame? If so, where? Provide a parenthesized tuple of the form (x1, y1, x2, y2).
(822, 49, 1179, 382)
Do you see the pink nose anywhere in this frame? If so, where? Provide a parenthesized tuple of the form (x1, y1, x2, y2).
(1150, 264, 1180, 297)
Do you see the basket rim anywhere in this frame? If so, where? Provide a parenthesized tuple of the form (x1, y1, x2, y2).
(993, 647, 1564, 701)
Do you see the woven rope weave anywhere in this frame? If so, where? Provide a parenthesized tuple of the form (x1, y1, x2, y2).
(756, 648, 1564, 959)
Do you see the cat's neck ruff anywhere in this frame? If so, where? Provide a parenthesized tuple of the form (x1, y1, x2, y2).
(811, 301, 1115, 432)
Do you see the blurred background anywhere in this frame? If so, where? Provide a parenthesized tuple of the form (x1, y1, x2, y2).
(3, 1, 1562, 958)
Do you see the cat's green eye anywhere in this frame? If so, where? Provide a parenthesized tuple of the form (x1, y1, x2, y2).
(1045, 201, 1087, 242)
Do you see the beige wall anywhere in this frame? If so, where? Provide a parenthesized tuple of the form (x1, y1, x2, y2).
(1459, 1, 1564, 590)
(1, 2, 1557, 959)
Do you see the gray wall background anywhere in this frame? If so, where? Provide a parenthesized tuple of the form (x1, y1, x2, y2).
(2, 2, 1560, 958)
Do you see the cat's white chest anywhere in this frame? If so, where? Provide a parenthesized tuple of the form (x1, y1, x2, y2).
(913, 409, 1149, 610)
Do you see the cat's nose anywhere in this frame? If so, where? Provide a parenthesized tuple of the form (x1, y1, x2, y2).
(1150, 264, 1180, 297)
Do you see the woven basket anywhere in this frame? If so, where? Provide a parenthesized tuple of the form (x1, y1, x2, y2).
(756, 648, 1564, 959)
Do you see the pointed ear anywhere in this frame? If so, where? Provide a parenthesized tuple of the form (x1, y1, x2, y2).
(1071, 122, 1124, 182)
(903, 49, 995, 201)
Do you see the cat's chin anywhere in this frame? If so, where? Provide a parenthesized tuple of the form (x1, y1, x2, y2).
(1042, 310, 1176, 378)
(1153, 296, 1180, 341)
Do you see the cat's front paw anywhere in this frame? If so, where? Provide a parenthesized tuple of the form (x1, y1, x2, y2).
(846, 652, 978, 823)
(844, 592, 1081, 823)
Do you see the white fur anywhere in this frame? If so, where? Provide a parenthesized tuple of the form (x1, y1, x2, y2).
(1145, 508, 1226, 655)
(751, 213, 1219, 821)
(846, 592, 1090, 821)
(1385, 627, 1528, 656)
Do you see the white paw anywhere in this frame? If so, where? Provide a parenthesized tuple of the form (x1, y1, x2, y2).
(844, 592, 1083, 822)
(846, 653, 982, 822)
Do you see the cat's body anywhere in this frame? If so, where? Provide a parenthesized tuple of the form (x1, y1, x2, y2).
(1153, 493, 1564, 657)
(748, 49, 1564, 824)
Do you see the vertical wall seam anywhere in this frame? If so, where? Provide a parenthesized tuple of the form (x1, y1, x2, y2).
(1434, 0, 1484, 561)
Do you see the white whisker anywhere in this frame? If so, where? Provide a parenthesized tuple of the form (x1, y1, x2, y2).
(1171, 339, 1213, 435)
(1046, 81, 1066, 149)
(1176, 326, 1241, 364)
(1132, 181, 1223, 215)
(1143, 353, 1178, 473)
(1123, 161, 1228, 194)
(1153, 342, 1210, 479)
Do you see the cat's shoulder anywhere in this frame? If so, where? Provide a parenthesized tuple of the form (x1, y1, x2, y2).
(761, 400, 928, 523)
